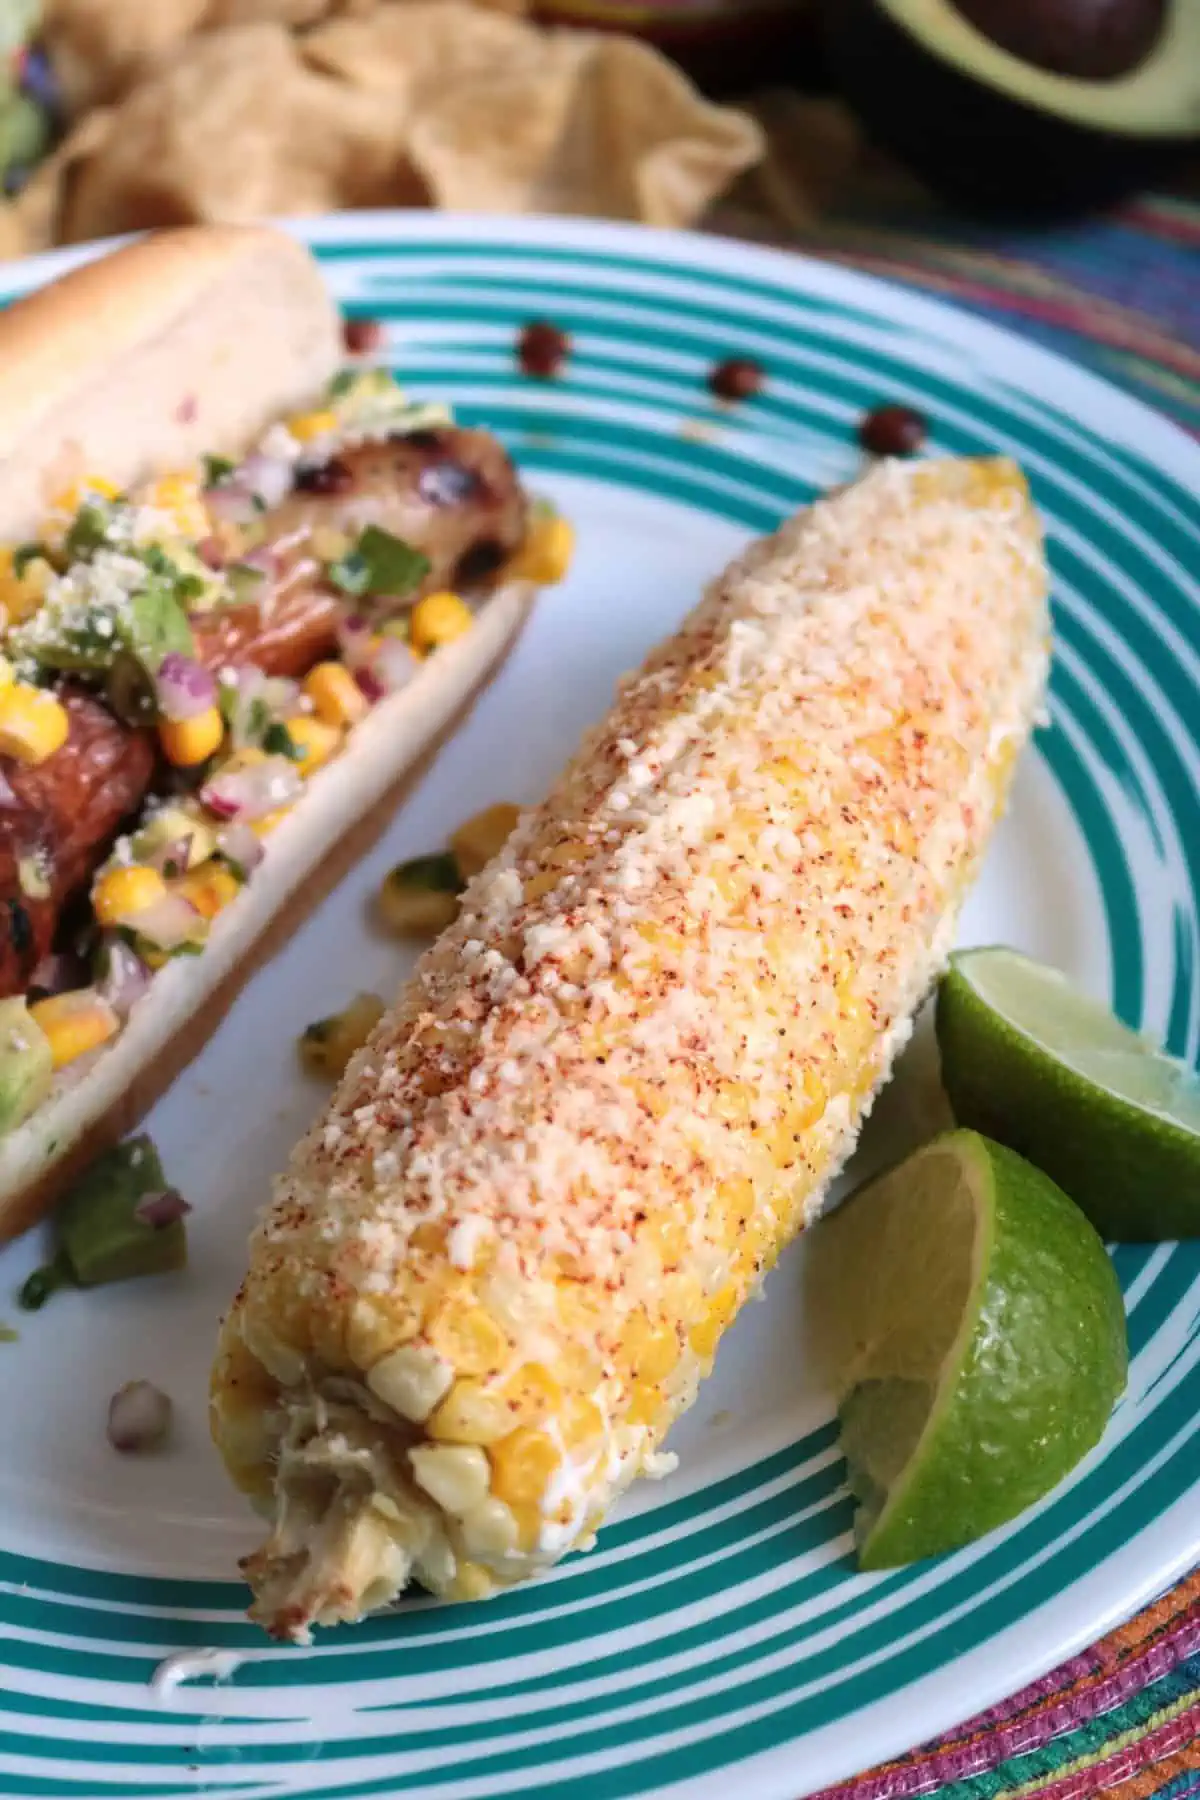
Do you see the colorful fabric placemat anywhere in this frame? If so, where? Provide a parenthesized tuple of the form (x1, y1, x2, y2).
(717, 178, 1200, 1797)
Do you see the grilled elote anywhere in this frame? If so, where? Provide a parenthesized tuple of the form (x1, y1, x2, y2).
(211, 457, 1050, 1639)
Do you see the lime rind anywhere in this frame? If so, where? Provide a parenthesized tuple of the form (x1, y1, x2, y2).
(937, 947, 1200, 1241)
(809, 1128, 1128, 1570)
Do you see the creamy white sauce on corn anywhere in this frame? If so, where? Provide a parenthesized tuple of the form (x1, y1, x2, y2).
(214, 457, 1050, 1638)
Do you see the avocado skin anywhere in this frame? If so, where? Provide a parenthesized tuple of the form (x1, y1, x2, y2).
(822, 0, 1189, 215)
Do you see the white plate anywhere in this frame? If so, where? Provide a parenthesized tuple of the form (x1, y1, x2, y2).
(2, 213, 1200, 1800)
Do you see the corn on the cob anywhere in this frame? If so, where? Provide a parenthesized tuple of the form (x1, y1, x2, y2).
(211, 457, 1049, 1640)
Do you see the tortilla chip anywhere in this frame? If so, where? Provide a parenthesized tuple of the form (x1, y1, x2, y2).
(32, 4, 760, 245)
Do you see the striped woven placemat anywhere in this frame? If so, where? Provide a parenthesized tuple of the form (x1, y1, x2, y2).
(716, 182, 1200, 1797)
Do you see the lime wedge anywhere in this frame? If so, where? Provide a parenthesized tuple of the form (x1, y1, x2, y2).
(807, 1130, 1127, 1570)
(936, 946, 1200, 1240)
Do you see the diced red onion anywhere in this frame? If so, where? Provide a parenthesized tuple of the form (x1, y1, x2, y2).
(215, 820, 265, 876)
(237, 546, 280, 582)
(197, 535, 227, 570)
(201, 755, 303, 823)
(96, 934, 153, 1019)
(240, 452, 293, 510)
(337, 615, 374, 668)
(157, 654, 216, 722)
(373, 636, 416, 694)
(354, 666, 386, 705)
(223, 666, 297, 750)
(134, 1189, 192, 1229)
(107, 1381, 173, 1453)
(30, 952, 89, 997)
(204, 483, 259, 529)
(127, 892, 205, 951)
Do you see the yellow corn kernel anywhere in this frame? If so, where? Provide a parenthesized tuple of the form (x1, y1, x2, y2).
(409, 1444, 490, 1516)
(450, 1561, 496, 1604)
(93, 864, 168, 927)
(623, 1310, 680, 1385)
(0, 550, 50, 626)
(523, 870, 559, 905)
(146, 473, 208, 539)
(29, 991, 119, 1069)
(50, 474, 120, 517)
(559, 1393, 605, 1449)
(0, 655, 12, 693)
(284, 714, 341, 776)
(410, 592, 473, 655)
(299, 992, 385, 1081)
(689, 1283, 741, 1362)
(428, 1379, 511, 1445)
(645, 1208, 688, 1269)
(158, 707, 224, 769)
(459, 1496, 519, 1560)
(250, 806, 292, 839)
(772, 1066, 827, 1162)
(0, 685, 69, 765)
(368, 1345, 452, 1423)
(303, 661, 369, 729)
(627, 1386, 664, 1429)
(489, 1426, 560, 1509)
(509, 513, 574, 586)
(175, 865, 240, 921)
(449, 802, 522, 879)
(286, 409, 338, 443)
(428, 1301, 509, 1380)
(504, 1362, 562, 1427)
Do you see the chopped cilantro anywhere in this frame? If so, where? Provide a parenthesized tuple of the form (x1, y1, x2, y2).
(141, 545, 178, 578)
(106, 650, 158, 725)
(64, 503, 113, 561)
(127, 582, 195, 669)
(327, 526, 430, 601)
(12, 542, 42, 577)
(175, 573, 206, 604)
(263, 720, 302, 760)
(328, 369, 358, 399)
(202, 454, 236, 488)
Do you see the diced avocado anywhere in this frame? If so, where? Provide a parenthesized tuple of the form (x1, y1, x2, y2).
(125, 580, 195, 670)
(13, 574, 194, 680)
(56, 1137, 188, 1289)
(132, 807, 217, 872)
(0, 997, 53, 1137)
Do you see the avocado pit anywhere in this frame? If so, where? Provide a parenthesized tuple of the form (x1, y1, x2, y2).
(950, 0, 1166, 80)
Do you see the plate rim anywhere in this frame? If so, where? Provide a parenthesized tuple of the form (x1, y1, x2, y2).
(1, 209, 1198, 1800)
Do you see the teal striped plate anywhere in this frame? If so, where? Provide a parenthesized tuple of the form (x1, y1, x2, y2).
(2, 214, 1199, 1800)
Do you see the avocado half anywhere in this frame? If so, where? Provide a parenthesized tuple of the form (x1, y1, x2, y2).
(822, 0, 1200, 214)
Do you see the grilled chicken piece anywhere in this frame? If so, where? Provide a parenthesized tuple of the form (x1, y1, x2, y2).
(271, 426, 528, 601)
(190, 427, 527, 676)
(0, 693, 156, 998)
